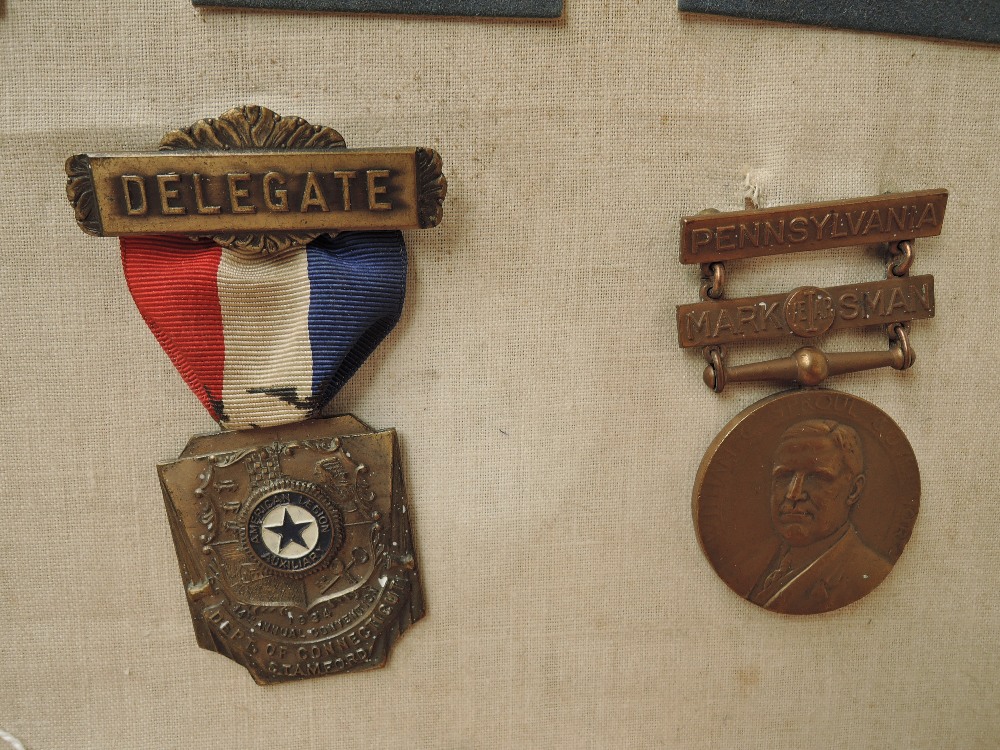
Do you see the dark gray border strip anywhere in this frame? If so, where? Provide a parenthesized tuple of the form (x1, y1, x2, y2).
(678, 0, 1000, 45)
(193, 0, 563, 17)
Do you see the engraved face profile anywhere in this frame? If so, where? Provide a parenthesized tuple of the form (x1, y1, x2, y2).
(748, 420, 892, 613)
(693, 390, 920, 616)
(768, 420, 865, 548)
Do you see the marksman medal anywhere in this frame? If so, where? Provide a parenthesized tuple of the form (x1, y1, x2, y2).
(676, 190, 947, 615)
(65, 105, 446, 682)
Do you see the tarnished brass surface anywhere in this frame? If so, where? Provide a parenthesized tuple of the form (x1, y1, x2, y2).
(66, 105, 446, 254)
(159, 415, 424, 683)
(70, 149, 436, 234)
(693, 389, 919, 615)
(677, 275, 934, 348)
(705, 344, 913, 389)
(680, 189, 947, 264)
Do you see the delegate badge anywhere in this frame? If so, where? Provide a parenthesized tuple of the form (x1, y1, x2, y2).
(66, 106, 445, 682)
(160, 416, 422, 682)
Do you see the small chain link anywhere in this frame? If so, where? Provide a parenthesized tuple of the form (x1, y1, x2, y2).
(887, 239, 914, 277)
(703, 346, 727, 393)
(887, 241, 916, 370)
(888, 322, 916, 369)
(699, 262, 726, 300)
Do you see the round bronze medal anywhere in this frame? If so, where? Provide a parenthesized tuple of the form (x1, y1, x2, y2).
(693, 389, 919, 615)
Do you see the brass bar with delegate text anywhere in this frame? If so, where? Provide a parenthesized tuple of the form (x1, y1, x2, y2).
(676, 275, 934, 349)
(67, 148, 444, 238)
(679, 189, 947, 264)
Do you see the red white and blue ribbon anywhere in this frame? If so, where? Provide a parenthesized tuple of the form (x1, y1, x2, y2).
(121, 232, 407, 429)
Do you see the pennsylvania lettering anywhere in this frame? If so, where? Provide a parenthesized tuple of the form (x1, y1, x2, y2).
(680, 189, 948, 263)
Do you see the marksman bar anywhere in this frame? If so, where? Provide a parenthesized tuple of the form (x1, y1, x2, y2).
(67, 148, 443, 237)
(677, 276, 935, 348)
(680, 189, 948, 264)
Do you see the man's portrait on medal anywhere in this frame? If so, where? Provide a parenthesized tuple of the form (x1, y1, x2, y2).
(747, 419, 893, 614)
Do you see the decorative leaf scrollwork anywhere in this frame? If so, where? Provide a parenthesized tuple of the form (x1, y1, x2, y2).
(299, 437, 341, 453)
(65, 154, 101, 236)
(159, 104, 346, 152)
(159, 105, 348, 255)
(212, 448, 258, 468)
(415, 147, 447, 229)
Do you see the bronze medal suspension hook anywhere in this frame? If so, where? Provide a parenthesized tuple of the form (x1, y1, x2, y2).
(676, 189, 947, 614)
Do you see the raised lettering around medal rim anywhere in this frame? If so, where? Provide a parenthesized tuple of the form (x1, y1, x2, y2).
(692, 389, 919, 615)
(676, 274, 934, 348)
(679, 189, 948, 264)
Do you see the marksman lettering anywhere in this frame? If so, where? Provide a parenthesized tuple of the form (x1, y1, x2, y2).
(677, 276, 935, 348)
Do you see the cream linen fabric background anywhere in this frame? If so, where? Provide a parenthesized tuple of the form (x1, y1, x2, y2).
(1, 1, 999, 748)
